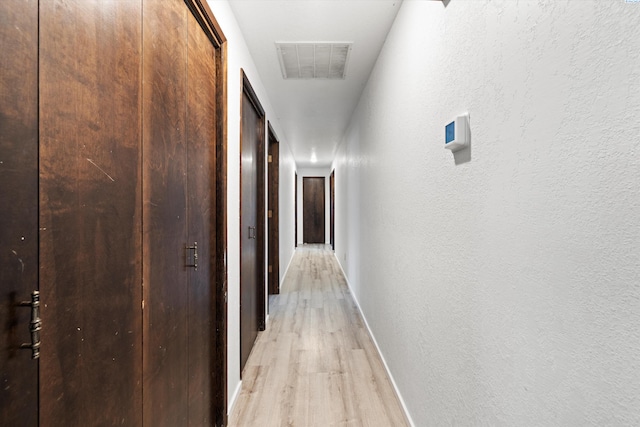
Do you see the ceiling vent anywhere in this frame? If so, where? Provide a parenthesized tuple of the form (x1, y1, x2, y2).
(276, 42, 352, 80)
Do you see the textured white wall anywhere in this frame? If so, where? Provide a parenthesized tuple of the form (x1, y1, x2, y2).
(334, 0, 640, 425)
(277, 142, 297, 291)
(205, 0, 297, 414)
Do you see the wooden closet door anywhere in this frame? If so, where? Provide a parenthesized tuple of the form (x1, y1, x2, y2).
(268, 128, 280, 295)
(330, 170, 335, 251)
(240, 91, 258, 373)
(186, 8, 217, 425)
(240, 79, 265, 374)
(0, 1, 39, 425)
(143, 1, 221, 424)
(38, 1, 143, 425)
(142, 0, 189, 425)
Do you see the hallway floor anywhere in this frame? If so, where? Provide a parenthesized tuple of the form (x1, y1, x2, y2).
(228, 245, 409, 426)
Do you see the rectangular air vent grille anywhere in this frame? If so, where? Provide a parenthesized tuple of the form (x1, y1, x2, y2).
(276, 42, 352, 80)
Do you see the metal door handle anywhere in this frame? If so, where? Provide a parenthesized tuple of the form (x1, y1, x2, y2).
(19, 291, 41, 359)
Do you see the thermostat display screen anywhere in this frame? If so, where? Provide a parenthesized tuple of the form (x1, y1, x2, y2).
(445, 121, 455, 144)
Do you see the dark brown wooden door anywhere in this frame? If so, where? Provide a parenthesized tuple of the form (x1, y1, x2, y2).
(186, 7, 217, 424)
(142, 0, 189, 424)
(330, 170, 335, 251)
(38, 1, 144, 424)
(0, 1, 39, 424)
(142, 0, 220, 425)
(268, 125, 280, 295)
(240, 73, 265, 374)
(303, 177, 326, 244)
(295, 172, 298, 247)
(1, 1, 227, 425)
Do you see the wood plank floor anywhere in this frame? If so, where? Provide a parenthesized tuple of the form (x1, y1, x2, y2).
(228, 245, 410, 427)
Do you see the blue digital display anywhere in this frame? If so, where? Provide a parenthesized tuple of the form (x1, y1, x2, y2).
(445, 121, 455, 144)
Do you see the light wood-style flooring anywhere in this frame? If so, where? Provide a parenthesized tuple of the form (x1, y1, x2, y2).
(228, 245, 410, 427)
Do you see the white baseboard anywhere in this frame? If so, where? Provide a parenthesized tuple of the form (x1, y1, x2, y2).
(227, 380, 242, 419)
(279, 250, 296, 289)
(333, 254, 416, 427)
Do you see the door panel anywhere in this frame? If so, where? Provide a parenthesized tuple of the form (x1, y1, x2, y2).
(142, 0, 189, 425)
(268, 127, 280, 295)
(303, 177, 326, 244)
(330, 170, 335, 251)
(239, 72, 266, 374)
(0, 1, 39, 424)
(240, 91, 259, 373)
(38, 0, 143, 424)
(1, 1, 227, 424)
(295, 173, 298, 247)
(186, 9, 217, 425)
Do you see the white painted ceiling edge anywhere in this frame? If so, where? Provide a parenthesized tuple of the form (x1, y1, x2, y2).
(227, 0, 403, 168)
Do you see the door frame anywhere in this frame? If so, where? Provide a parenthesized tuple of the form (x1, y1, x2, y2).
(239, 69, 266, 372)
(267, 123, 280, 295)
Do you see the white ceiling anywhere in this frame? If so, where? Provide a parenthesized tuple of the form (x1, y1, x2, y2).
(228, 0, 403, 168)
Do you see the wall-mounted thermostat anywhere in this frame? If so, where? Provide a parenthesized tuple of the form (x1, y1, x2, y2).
(445, 113, 470, 152)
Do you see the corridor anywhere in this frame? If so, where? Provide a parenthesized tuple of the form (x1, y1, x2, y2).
(2, 0, 639, 425)
(229, 245, 409, 426)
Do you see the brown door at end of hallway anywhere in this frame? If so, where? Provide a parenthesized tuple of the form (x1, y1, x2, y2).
(303, 177, 326, 244)
(268, 124, 280, 295)
(240, 71, 266, 375)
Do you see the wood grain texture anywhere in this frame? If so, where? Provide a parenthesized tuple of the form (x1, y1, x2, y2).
(205, 3, 228, 423)
(0, 1, 39, 424)
(144, 2, 227, 424)
(1, 0, 227, 424)
(186, 8, 217, 425)
(228, 245, 410, 427)
(216, 32, 230, 427)
(295, 173, 298, 248)
(38, 1, 143, 424)
(303, 177, 326, 244)
(142, 0, 189, 425)
(255, 93, 266, 334)
(240, 90, 260, 374)
(268, 125, 280, 295)
(240, 70, 267, 377)
(330, 170, 335, 251)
